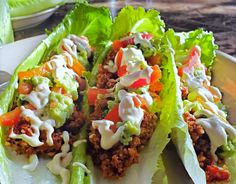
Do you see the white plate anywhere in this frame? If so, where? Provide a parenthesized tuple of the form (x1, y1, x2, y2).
(11, 6, 59, 31)
(0, 36, 235, 184)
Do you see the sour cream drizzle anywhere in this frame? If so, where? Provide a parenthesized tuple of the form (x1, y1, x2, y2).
(22, 154, 39, 171)
(47, 131, 72, 184)
(9, 107, 56, 147)
(25, 82, 51, 109)
(118, 90, 144, 134)
(194, 109, 236, 160)
(92, 120, 125, 150)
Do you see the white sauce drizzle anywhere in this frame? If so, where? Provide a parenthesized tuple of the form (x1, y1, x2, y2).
(25, 83, 51, 109)
(92, 120, 125, 150)
(120, 66, 153, 87)
(9, 107, 55, 147)
(47, 131, 72, 184)
(72, 162, 91, 174)
(49, 55, 77, 81)
(194, 109, 236, 160)
(22, 154, 39, 171)
(118, 90, 144, 134)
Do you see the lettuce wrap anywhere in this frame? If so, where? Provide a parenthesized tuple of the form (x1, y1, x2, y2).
(70, 6, 186, 184)
(0, 3, 112, 184)
(166, 28, 236, 183)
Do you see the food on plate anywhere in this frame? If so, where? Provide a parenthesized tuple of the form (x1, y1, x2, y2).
(167, 29, 236, 184)
(0, 3, 112, 184)
(88, 32, 162, 178)
(1, 34, 90, 183)
(80, 6, 180, 183)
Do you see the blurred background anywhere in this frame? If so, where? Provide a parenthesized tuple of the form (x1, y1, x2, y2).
(1, 0, 236, 56)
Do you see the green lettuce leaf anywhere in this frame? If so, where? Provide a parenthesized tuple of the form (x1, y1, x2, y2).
(163, 31, 207, 184)
(8, 0, 65, 17)
(165, 28, 217, 67)
(0, 0, 14, 45)
(0, 3, 112, 183)
(111, 5, 165, 41)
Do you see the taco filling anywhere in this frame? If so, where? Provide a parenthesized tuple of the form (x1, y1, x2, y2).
(177, 45, 236, 183)
(87, 32, 163, 179)
(0, 34, 92, 183)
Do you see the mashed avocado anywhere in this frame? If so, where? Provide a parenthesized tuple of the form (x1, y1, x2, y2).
(54, 73, 79, 100)
(47, 92, 74, 128)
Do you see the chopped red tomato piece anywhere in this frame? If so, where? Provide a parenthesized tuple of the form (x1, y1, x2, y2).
(129, 78, 148, 89)
(87, 88, 108, 105)
(132, 97, 141, 108)
(0, 107, 21, 126)
(112, 40, 123, 51)
(18, 82, 33, 95)
(104, 104, 121, 132)
(180, 46, 201, 76)
(141, 33, 153, 40)
(115, 49, 123, 68)
(117, 64, 127, 77)
(206, 165, 230, 182)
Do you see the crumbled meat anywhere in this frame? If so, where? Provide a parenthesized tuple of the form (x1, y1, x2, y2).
(6, 108, 85, 158)
(88, 110, 157, 179)
(184, 112, 230, 183)
(96, 65, 117, 89)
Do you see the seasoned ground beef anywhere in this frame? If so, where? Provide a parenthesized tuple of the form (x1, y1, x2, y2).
(96, 65, 117, 89)
(6, 108, 85, 158)
(88, 110, 157, 179)
(183, 112, 230, 183)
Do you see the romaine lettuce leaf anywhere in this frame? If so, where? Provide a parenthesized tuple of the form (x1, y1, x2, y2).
(111, 6, 165, 41)
(163, 31, 207, 184)
(0, 0, 14, 45)
(165, 28, 217, 67)
(8, 0, 65, 17)
(0, 3, 112, 183)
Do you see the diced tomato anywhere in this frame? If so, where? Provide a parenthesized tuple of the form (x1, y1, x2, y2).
(104, 104, 121, 132)
(181, 46, 201, 75)
(112, 40, 123, 51)
(117, 64, 127, 77)
(115, 49, 123, 68)
(141, 33, 153, 40)
(150, 65, 162, 84)
(121, 38, 135, 48)
(137, 96, 148, 109)
(87, 88, 108, 105)
(18, 82, 33, 95)
(0, 107, 21, 126)
(206, 165, 230, 182)
(178, 67, 184, 77)
(18, 62, 52, 80)
(132, 97, 141, 108)
(147, 54, 161, 66)
(129, 78, 148, 89)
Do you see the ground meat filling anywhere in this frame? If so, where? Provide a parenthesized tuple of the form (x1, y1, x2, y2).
(184, 112, 230, 183)
(6, 108, 85, 158)
(88, 98, 158, 179)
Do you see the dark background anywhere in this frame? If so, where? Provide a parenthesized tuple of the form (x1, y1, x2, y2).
(15, 0, 236, 57)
